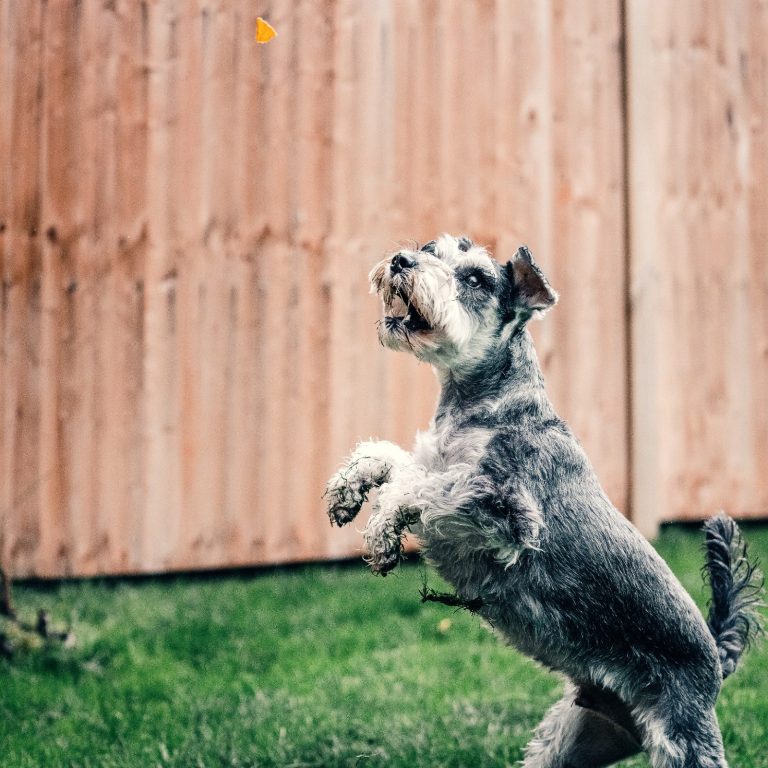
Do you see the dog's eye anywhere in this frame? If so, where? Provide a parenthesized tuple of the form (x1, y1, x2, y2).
(458, 268, 492, 291)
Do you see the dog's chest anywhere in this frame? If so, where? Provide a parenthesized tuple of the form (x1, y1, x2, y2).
(413, 419, 500, 595)
(412, 417, 491, 472)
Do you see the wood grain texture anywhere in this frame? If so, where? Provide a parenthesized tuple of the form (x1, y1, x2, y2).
(628, 0, 768, 535)
(1, 0, 46, 577)
(8, 0, 746, 577)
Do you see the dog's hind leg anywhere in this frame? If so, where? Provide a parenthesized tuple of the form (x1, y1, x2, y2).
(637, 705, 728, 768)
(522, 683, 642, 768)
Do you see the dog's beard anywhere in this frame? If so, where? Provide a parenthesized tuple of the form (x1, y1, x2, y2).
(377, 288, 439, 356)
(369, 258, 474, 362)
(370, 260, 439, 356)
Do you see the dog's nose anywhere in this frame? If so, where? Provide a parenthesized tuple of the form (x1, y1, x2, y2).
(391, 252, 416, 273)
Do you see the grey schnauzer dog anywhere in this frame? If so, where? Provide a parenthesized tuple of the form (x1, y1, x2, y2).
(325, 235, 762, 767)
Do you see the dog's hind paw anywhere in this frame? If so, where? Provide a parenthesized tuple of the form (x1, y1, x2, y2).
(363, 524, 404, 576)
(367, 547, 402, 576)
(324, 472, 367, 526)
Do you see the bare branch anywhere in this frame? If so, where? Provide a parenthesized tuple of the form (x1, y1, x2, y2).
(419, 582, 484, 614)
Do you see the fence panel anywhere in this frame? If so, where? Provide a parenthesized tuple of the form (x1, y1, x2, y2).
(0, 0, 629, 577)
(628, 0, 768, 533)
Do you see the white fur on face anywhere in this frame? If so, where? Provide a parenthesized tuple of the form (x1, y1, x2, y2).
(369, 234, 503, 368)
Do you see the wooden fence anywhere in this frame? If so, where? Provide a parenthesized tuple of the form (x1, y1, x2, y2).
(0, 0, 766, 578)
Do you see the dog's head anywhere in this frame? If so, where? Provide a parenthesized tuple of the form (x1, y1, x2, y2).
(369, 234, 557, 368)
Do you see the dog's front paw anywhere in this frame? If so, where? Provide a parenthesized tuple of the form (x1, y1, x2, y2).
(363, 523, 404, 576)
(325, 470, 368, 526)
(366, 542, 403, 576)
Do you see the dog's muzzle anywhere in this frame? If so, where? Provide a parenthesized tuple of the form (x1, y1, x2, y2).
(383, 283, 431, 332)
(390, 252, 416, 274)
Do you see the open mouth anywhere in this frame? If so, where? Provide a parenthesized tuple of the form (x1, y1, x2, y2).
(384, 289, 431, 332)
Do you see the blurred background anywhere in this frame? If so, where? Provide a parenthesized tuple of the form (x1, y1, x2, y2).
(1, 0, 766, 579)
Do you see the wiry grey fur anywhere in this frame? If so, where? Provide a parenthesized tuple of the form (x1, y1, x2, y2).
(703, 515, 764, 679)
(325, 235, 763, 768)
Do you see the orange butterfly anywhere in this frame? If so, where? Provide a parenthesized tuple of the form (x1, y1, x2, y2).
(255, 17, 277, 44)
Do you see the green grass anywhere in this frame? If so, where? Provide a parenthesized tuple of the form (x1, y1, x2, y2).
(1, 525, 767, 767)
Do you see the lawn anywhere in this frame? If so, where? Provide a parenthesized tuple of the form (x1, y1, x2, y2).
(1, 525, 767, 767)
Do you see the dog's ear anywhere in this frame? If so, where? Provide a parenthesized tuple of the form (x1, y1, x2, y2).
(502, 246, 558, 319)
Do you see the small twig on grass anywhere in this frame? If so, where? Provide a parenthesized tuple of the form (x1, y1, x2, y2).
(1, 566, 16, 619)
(36, 609, 51, 639)
(0, 633, 13, 659)
(0, 467, 76, 657)
(0, 566, 73, 658)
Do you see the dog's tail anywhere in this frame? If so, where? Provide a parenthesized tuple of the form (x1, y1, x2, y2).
(703, 513, 763, 679)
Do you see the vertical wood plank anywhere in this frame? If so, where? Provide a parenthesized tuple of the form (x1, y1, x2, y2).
(542, 0, 628, 512)
(4, 0, 45, 577)
(628, 0, 768, 534)
(254, 0, 297, 563)
(0, 0, 11, 571)
(143, 0, 182, 571)
(232, 0, 269, 565)
(106, 0, 149, 573)
(37, 0, 76, 576)
(77, 0, 113, 575)
(286, 0, 334, 561)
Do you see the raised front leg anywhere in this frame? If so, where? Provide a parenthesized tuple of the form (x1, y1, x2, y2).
(363, 465, 489, 575)
(363, 464, 427, 574)
(364, 469, 548, 575)
(325, 440, 414, 527)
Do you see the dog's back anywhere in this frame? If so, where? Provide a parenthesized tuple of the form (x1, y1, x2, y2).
(420, 360, 722, 701)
